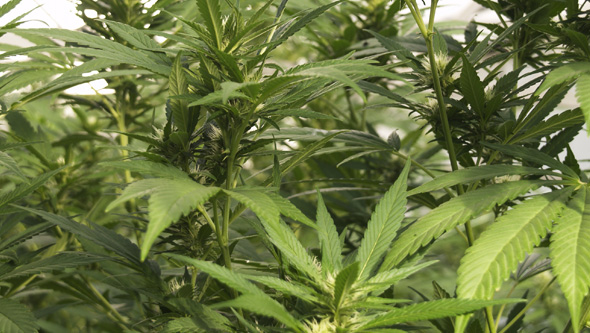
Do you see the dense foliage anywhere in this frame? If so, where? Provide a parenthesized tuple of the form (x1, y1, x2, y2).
(1, 0, 590, 332)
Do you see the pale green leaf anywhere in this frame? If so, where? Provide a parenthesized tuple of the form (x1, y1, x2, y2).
(408, 165, 554, 196)
(0, 298, 39, 333)
(246, 275, 318, 303)
(143, 180, 221, 260)
(105, 179, 163, 212)
(361, 298, 523, 330)
(576, 74, 590, 135)
(227, 190, 320, 279)
(168, 254, 264, 296)
(334, 262, 360, 311)
(357, 159, 410, 279)
(169, 53, 190, 133)
(550, 187, 590, 331)
(381, 180, 552, 270)
(196, 0, 223, 48)
(363, 260, 437, 295)
(266, 191, 316, 229)
(210, 294, 304, 332)
(457, 188, 573, 300)
(316, 191, 342, 274)
(537, 62, 590, 94)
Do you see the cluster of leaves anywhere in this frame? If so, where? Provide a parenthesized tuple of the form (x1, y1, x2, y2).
(1, 0, 590, 332)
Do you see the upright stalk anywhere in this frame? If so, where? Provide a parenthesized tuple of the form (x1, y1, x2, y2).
(403, 0, 475, 244)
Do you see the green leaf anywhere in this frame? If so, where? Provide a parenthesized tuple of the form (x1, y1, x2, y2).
(210, 294, 304, 332)
(266, 191, 316, 229)
(0, 298, 39, 333)
(333, 262, 360, 311)
(0, 222, 52, 253)
(511, 108, 585, 143)
(408, 165, 554, 196)
(316, 191, 342, 274)
(226, 190, 320, 280)
(165, 298, 230, 331)
(0, 167, 63, 211)
(0, 252, 108, 281)
(101, 160, 190, 180)
(105, 179, 162, 211)
(363, 260, 437, 295)
(266, 108, 336, 120)
(357, 159, 410, 279)
(169, 53, 191, 133)
(246, 275, 318, 303)
(460, 56, 486, 117)
(550, 187, 590, 331)
(0, 0, 21, 18)
(0, 151, 28, 181)
(482, 142, 578, 178)
(360, 298, 523, 330)
(196, 0, 223, 49)
(143, 180, 221, 260)
(268, 1, 343, 54)
(537, 62, 590, 94)
(457, 188, 573, 300)
(381, 180, 552, 270)
(16, 207, 144, 268)
(169, 254, 263, 295)
(575, 74, 590, 135)
(262, 131, 344, 186)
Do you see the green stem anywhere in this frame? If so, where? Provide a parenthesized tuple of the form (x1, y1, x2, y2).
(486, 306, 497, 333)
(499, 277, 556, 333)
(495, 282, 518, 331)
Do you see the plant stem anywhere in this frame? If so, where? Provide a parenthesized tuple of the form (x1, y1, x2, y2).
(404, 0, 475, 245)
(486, 306, 497, 333)
(499, 277, 556, 333)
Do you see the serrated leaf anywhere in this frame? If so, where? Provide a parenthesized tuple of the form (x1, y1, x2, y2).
(165, 298, 230, 331)
(357, 159, 410, 279)
(576, 73, 590, 135)
(408, 165, 554, 196)
(169, 53, 190, 133)
(0, 151, 28, 181)
(196, 0, 223, 49)
(227, 190, 320, 280)
(262, 131, 343, 186)
(461, 56, 485, 117)
(105, 179, 162, 211)
(381, 180, 553, 270)
(143, 180, 221, 260)
(162, 317, 204, 333)
(457, 188, 572, 300)
(169, 254, 263, 295)
(0, 252, 108, 280)
(334, 262, 359, 311)
(246, 275, 318, 303)
(101, 160, 189, 180)
(16, 207, 144, 268)
(0, 222, 52, 253)
(0, 298, 39, 333)
(363, 260, 436, 296)
(316, 191, 342, 274)
(210, 294, 304, 332)
(550, 187, 590, 331)
(266, 191, 316, 229)
(511, 108, 585, 143)
(266, 108, 336, 119)
(361, 298, 523, 330)
(0, 167, 63, 211)
(537, 62, 590, 94)
(483, 142, 578, 178)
